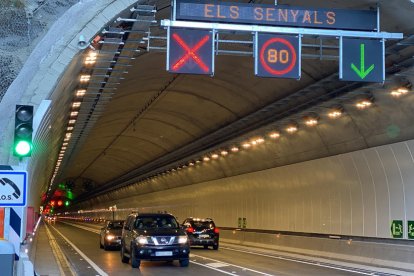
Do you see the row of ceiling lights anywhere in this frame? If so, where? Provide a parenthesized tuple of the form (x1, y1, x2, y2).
(46, 49, 410, 196)
(48, 50, 98, 193)
(138, 86, 410, 183)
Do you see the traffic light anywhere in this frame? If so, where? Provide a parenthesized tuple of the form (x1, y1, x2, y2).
(13, 105, 34, 157)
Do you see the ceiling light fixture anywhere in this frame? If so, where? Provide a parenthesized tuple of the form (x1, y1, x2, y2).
(221, 150, 228, 156)
(231, 146, 239, 152)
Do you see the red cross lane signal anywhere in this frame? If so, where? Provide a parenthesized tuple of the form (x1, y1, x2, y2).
(168, 28, 214, 75)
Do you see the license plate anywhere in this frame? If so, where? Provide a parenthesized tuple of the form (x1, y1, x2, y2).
(199, 234, 210, 238)
(155, 251, 173, 256)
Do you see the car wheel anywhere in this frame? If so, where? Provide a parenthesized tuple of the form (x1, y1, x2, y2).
(130, 246, 140, 268)
(213, 243, 219, 250)
(179, 259, 189, 267)
(203, 245, 208, 249)
(120, 243, 129, 263)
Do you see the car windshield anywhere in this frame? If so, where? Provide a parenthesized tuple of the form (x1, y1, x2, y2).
(134, 216, 179, 229)
(108, 221, 123, 229)
(191, 221, 215, 229)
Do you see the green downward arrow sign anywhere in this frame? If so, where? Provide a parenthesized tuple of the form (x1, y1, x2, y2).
(351, 44, 375, 79)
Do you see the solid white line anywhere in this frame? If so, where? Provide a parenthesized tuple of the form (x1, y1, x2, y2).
(60, 221, 101, 234)
(190, 260, 239, 275)
(191, 253, 275, 276)
(221, 247, 376, 275)
(50, 225, 108, 276)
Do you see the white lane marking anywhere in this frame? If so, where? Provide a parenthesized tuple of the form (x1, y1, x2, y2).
(190, 260, 239, 275)
(49, 224, 108, 276)
(61, 221, 101, 234)
(191, 253, 274, 276)
(221, 247, 378, 276)
(207, 262, 230, 268)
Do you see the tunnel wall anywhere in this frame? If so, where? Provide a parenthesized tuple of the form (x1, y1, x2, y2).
(84, 138, 414, 240)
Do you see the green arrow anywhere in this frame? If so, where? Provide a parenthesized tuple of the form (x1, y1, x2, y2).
(351, 43, 375, 79)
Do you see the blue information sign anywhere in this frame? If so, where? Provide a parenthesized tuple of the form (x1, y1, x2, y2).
(0, 171, 27, 207)
(167, 28, 214, 75)
(255, 34, 300, 79)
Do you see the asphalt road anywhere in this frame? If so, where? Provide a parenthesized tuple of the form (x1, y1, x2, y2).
(45, 220, 381, 276)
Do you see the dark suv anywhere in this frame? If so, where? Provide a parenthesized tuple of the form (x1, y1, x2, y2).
(120, 213, 190, 268)
(182, 218, 219, 250)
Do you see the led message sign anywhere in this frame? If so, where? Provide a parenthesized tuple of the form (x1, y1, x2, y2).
(167, 28, 214, 75)
(176, 0, 377, 31)
(255, 34, 300, 79)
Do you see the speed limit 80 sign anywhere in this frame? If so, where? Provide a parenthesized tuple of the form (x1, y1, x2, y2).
(255, 34, 301, 79)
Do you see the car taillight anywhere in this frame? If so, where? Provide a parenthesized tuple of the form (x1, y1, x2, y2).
(214, 227, 219, 234)
(187, 227, 195, 233)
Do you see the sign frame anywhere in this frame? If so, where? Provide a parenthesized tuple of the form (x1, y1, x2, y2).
(0, 171, 27, 207)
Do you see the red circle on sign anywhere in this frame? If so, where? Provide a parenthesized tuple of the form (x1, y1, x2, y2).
(260, 38, 297, 76)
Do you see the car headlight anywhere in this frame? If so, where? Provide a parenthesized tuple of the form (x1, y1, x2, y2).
(178, 235, 188, 244)
(136, 236, 148, 245)
(106, 234, 115, 241)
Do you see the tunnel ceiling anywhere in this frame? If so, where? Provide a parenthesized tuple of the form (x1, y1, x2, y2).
(42, 0, 414, 204)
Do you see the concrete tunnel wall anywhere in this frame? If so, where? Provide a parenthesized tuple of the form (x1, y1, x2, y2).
(78, 138, 414, 270)
(83, 138, 414, 239)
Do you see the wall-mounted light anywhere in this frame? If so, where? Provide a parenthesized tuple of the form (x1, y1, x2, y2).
(72, 102, 81, 108)
(390, 87, 409, 97)
(242, 142, 251, 149)
(84, 51, 97, 65)
(70, 111, 79, 117)
(269, 132, 280, 139)
(304, 117, 318, 127)
(76, 89, 86, 97)
(231, 147, 239, 152)
(221, 150, 228, 156)
(80, 75, 91, 82)
(328, 108, 343, 119)
(203, 156, 210, 162)
(211, 154, 219, 159)
(355, 99, 372, 109)
(286, 123, 298, 133)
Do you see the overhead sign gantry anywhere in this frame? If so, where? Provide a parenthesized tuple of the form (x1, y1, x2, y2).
(162, 0, 403, 82)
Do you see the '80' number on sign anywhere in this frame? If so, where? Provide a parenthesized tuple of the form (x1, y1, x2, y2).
(267, 49, 289, 64)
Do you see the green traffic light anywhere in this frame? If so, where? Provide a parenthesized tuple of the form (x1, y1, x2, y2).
(65, 201, 70, 206)
(15, 140, 31, 156)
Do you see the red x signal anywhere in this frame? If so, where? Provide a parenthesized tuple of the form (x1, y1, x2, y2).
(171, 33, 210, 73)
